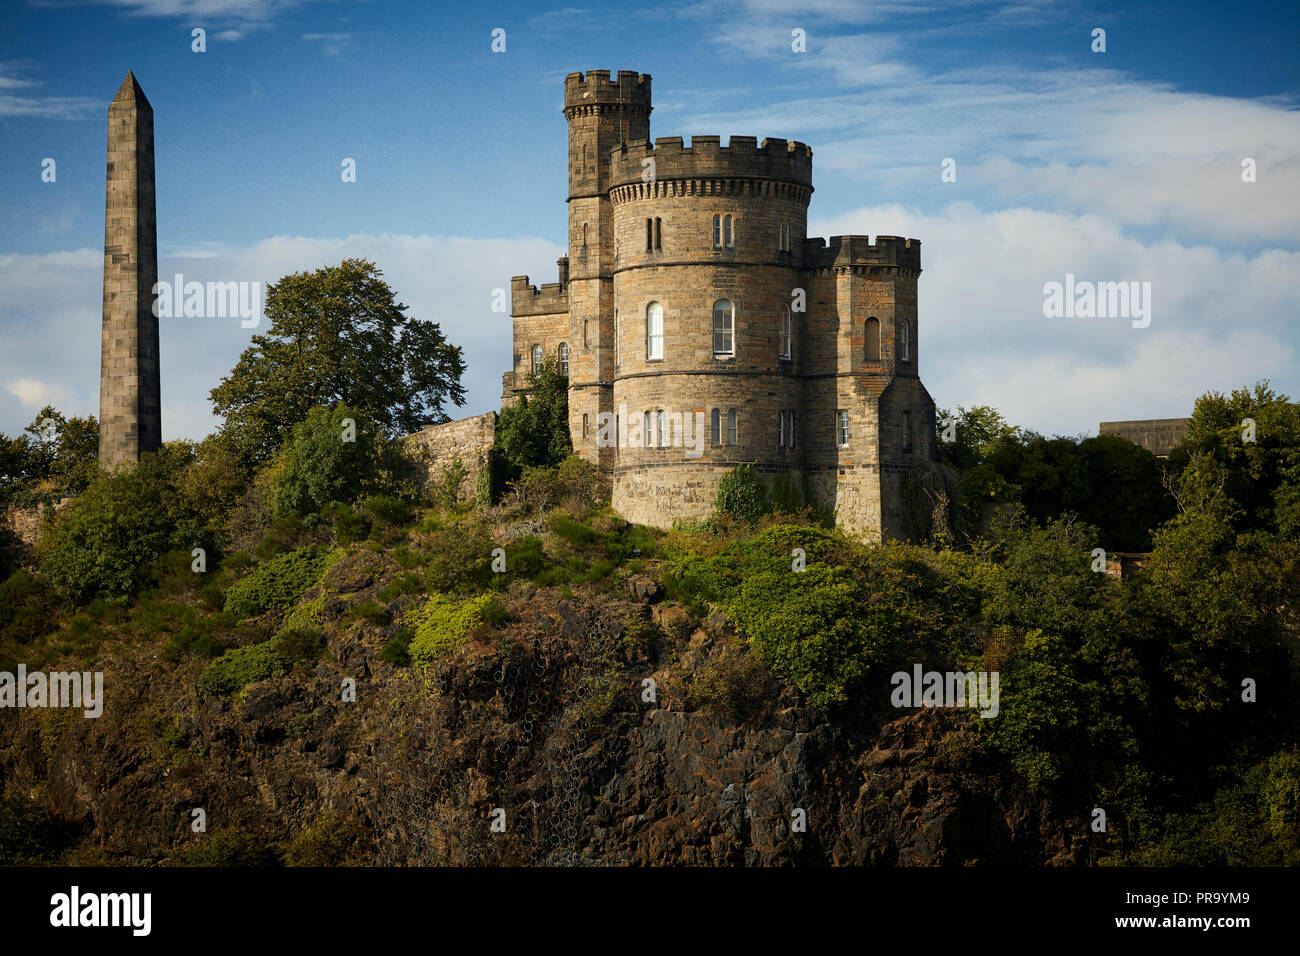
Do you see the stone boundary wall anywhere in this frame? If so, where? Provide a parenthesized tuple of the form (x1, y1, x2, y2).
(403, 412, 497, 505)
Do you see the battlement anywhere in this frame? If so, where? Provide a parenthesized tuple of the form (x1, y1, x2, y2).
(510, 275, 569, 317)
(609, 134, 814, 190)
(564, 70, 652, 110)
(801, 235, 921, 272)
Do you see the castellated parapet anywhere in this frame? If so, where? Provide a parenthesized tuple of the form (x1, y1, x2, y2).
(504, 69, 937, 540)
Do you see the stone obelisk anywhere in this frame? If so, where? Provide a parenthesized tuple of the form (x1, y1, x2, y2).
(99, 70, 161, 466)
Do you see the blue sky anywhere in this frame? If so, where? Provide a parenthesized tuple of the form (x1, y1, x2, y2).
(2, 0, 1298, 441)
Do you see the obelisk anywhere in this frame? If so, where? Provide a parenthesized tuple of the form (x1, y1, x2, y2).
(99, 70, 161, 466)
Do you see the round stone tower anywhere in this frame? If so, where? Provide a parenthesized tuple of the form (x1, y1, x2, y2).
(607, 135, 814, 525)
(563, 70, 652, 472)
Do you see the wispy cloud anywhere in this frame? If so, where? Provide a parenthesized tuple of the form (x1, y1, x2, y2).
(0, 61, 98, 119)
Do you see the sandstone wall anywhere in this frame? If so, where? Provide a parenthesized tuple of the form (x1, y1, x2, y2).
(404, 412, 497, 505)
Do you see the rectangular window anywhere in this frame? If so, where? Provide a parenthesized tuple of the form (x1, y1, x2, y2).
(779, 411, 786, 447)
(727, 409, 738, 446)
(712, 301, 734, 356)
(582, 413, 589, 439)
(655, 217, 662, 251)
(643, 411, 652, 448)
(647, 304, 663, 360)
(710, 408, 721, 446)
(790, 411, 796, 449)
(780, 307, 791, 359)
(724, 214, 734, 248)
(713, 214, 722, 248)
(837, 410, 850, 447)
(657, 410, 666, 447)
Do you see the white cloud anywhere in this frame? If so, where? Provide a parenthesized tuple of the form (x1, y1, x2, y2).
(0, 62, 98, 119)
(4, 377, 74, 410)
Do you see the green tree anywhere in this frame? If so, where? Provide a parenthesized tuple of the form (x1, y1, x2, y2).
(0, 406, 99, 506)
(210, 258, 466, 466)
(273, 404, 382, 516)
(38, 443, 199, 604)
(493, 359, 570, 477)
(1169, 381, 1300, 537)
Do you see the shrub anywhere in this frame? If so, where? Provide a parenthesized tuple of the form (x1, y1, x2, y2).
(283, 811, 364, 867)
(0, 792, 64, 864)
(223, 545, 337, 618)
(276, 627, 325, 662)
(422, 522, 495, 594)
(380, 627, 414, 666)
(363, 494, 412, 527)
(691, 647, 773, 721)
(714, 464, 768, 523)
(273, 404, 381, 516)
(324, 502, 369, 545)
(178, 827, 282, 866)
(198, 640, 284, 697)
(39, 454, 184, 603)
(0, 569, 55, 644)
(406, 593, 502, 664)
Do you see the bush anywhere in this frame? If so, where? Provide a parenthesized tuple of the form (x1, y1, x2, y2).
(714, 464, 768, 523)
(324, 502, 369, 545)
(39, 452, 187, 604)
(691, 646, 774, 721)
(276, 627, 325, 662)
(0, 792, 64, 864)
(273, 404, 382, 516)
(198, 640, 284, 697)
(178, 827, 282, 866)
(0, 569, 55, 643)
(362, 494, 412, 527)
(406, 593, 503, 664)
(223, 545, 337, 618)
(380, 627, 414, 666)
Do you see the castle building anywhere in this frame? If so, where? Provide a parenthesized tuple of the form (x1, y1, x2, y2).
(504, 69, 936, 539)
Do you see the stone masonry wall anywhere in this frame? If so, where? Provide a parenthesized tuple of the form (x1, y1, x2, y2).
(403, 412, 497, 505)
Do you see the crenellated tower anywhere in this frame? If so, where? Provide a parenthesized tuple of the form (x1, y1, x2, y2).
(563, 70, 651, 469)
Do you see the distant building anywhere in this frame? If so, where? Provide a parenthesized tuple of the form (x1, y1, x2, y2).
(1098, 418, 1190, 458)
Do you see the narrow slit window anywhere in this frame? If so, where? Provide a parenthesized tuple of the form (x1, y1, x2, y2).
(837, 410, 850, 446)
(727, 409, 738, 445)
(710, 408, 721, 446)
(780, 304, 792, 359)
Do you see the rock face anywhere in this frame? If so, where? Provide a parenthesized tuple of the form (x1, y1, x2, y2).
(0, 579, 1083, 866)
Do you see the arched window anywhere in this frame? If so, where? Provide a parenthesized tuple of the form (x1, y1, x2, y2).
(646, 302, 663, 360)
(899, 321, 910, 362)
(643, 411, 652, 448)
(646, 218, 653, 252)
(531, 344, 543, 373)
(710, 408, 721, 446)
(727, 409, 738, 445)
(780, 304, 792, 359)
(865, 317, 881, 361)
(582, 222, 588, 247)
(712, 299, 734, 356)
(724, 214, 734, 247)
(656, 410, 666, 448)
(558, 342, 569, 375)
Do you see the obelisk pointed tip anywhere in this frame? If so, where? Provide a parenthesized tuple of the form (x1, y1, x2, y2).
(112, 70, 152, 110)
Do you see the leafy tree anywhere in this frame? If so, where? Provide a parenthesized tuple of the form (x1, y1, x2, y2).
(0, 406, 99, 506)
(273, 404, 382, 516)
(1168, 381, 1300, 538)
(210, 258, 466, 466)
(38, 443, 200, 604)
(493, 359, 570, 476)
